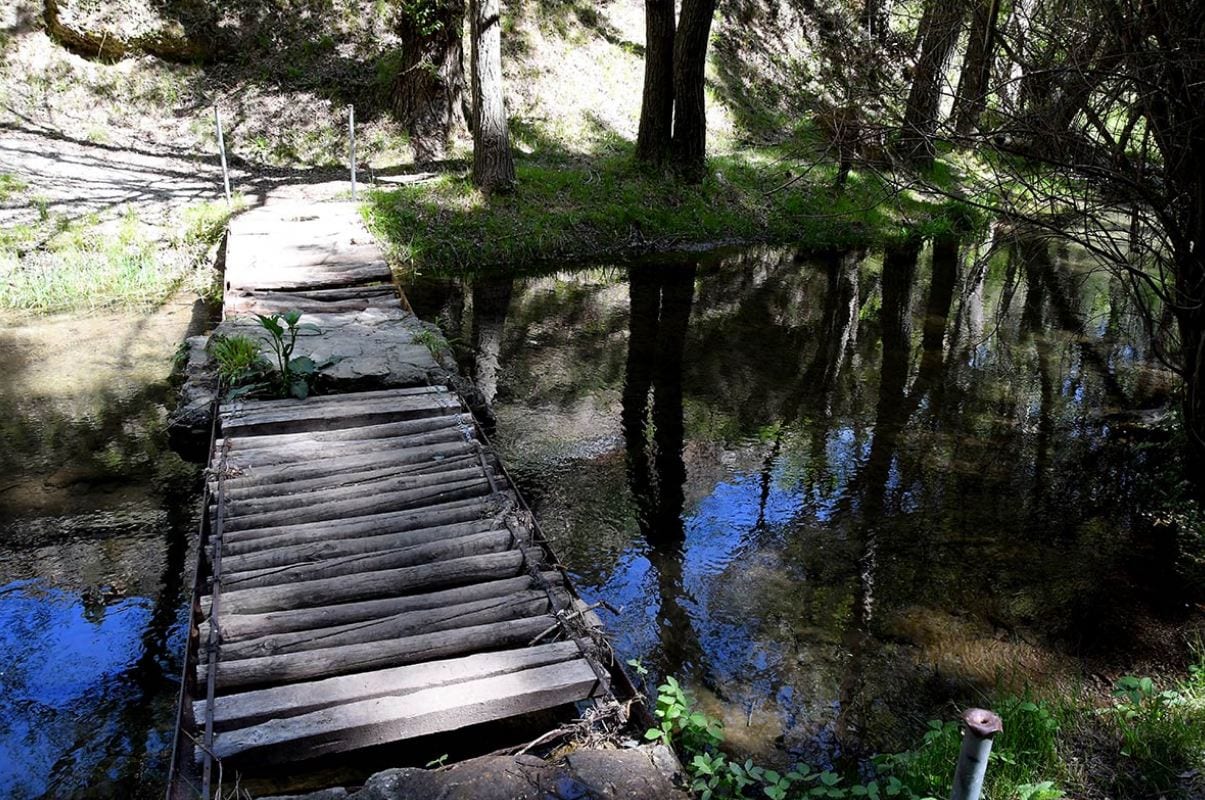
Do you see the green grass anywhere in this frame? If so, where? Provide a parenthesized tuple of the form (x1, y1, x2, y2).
(362, 146, 968, 275)
(650, 655, 1205, 800)
(0, 198, 239, 314)
(1107, 661, 1205, 797)
(0, 211, 178, 313)
(0, 172, 27, 202)
(884, 696, 1064, 800)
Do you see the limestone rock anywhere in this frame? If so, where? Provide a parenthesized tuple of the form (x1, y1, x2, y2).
(44, 0, 217, 62)
(263, 747, 689, 800)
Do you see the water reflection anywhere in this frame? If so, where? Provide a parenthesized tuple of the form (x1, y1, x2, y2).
(0, 301, 201, 799)
(408, 234, 1179, 763)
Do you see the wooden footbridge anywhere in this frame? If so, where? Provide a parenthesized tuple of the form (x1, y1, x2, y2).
(168, 202, 616, 798)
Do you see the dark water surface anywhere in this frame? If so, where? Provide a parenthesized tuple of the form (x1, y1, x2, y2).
(408, 232, 1181, 764)
(0, 302, 201, 799)
(0, 236, 1182, 797)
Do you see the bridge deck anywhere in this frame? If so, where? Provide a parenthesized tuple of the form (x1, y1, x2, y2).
(177, 202, 610, 786)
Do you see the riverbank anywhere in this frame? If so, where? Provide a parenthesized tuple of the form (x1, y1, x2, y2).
(362, 146, 975, 275)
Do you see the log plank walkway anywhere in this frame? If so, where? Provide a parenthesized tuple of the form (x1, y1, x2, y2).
(180, 202, 610, 786)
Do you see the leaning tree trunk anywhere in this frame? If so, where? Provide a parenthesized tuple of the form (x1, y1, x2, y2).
(636, 0, 676, 165)
(669, 0, 717, 182)
(951, 0, 1001, 136)
(393, 0, 467, 164)
(469, 0, 515, 194)
(898, 0, 968, 167)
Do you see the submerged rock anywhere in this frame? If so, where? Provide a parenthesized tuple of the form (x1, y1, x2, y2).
(167, 335, 218, 461)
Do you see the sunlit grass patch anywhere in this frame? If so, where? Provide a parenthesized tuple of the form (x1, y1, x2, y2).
(0, 172, 28, 202)
(362, 144, 951, 275)
(1, 211, 182, 313)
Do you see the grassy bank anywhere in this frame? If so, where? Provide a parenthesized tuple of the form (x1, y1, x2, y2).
(362, 146, 969, 275)
(0, 197, 239, 314)
(643, 654, 1205, 800)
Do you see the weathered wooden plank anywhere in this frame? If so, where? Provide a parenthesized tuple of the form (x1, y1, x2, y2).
(221, 529, 523, 591)
(219, 412, 470, 451)
(202, 572, 563, 643)
(221, 477, 494, 531)
(221, 496, 503, 553)
(223, 386, 448, 417)
(209, 589, 551, 662)
(220, 452, 482, 499)
(203, 576, 561, 649)
(202, 614, 558, 690)
(226, 287, 398, 315)
(221, 464, 491, 515)
(222, 466, 491, 518)
(208, 659, 600, 761)
(221, 430, 473, 471)
(206, 549, 532, 615)
(220, 394, 458, 436)
(221, 518, 499, 574)
(225, 247, 392, 292)
(195, 641, 582, 731)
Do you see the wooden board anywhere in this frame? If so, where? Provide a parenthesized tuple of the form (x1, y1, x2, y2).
(180, 205, 612, 779)
(196, 641, 583, 731)
(207, 658, 602, 761)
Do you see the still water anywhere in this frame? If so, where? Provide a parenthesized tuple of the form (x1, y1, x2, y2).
(0, 299, 202, 799)
(408, 231, 1182, 764)
(0, 235, 1183, 797)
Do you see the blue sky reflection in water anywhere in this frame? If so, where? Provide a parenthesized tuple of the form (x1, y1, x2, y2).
(1, 583, 150, 796)
(408, 234, 1182, 764)
(0, 304, 199, 800)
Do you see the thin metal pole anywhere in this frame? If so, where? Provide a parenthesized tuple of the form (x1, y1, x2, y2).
(950, 708, 1003, 800)
(349, 104, 357, 200)
(214, 106, 231, 209)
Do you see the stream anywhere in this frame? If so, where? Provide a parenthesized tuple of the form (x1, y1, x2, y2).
(0, 232, 1189, 797)
(407, 231, 1185, 765)
(0, 297, 204, 799)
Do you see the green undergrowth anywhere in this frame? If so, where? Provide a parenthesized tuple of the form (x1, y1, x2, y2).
(363, 146, 974, 275)
(0, 197, 240, 313)
(641, 653, 1205, 800)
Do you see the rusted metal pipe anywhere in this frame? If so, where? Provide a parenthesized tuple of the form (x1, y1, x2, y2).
(950, 708, 1003, 800)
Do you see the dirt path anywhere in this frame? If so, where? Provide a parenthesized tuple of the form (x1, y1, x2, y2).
(0, 126, 228, 227)
(0, 124, 361, 234)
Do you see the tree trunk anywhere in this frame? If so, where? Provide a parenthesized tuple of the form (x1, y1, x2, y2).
(997, 0, 1035, 115)
(636, 0, 675, 165)
(898, 0, 968, 167)
(393, 0, 467, 164)
(860, 0, 894, 41)
(469, 0, 515, 194)
(470, 278, 513, 406)
(1175, 248, 1205, 502)
(669, 0, 716, 183)
(952, 0, 1001, 136)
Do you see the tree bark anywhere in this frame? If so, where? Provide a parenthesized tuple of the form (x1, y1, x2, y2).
(860, 0, 894, 41)
(636, 0, 675, 164)
(669, 0, 717, 182)
(952, 0, 1002, 136)
(898, 0, 968, 167)
(393, 0, 467, 164)
(469, 0, 515, 194)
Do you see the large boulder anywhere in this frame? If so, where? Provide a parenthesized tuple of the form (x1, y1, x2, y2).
(265, 746, 689, 800)
(43, 0, 218, 61)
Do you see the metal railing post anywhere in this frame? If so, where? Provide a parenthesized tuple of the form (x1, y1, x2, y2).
(349, 104, 357, 200)
(950, 708, 1003, 800)
(214, 106, 231, 209)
